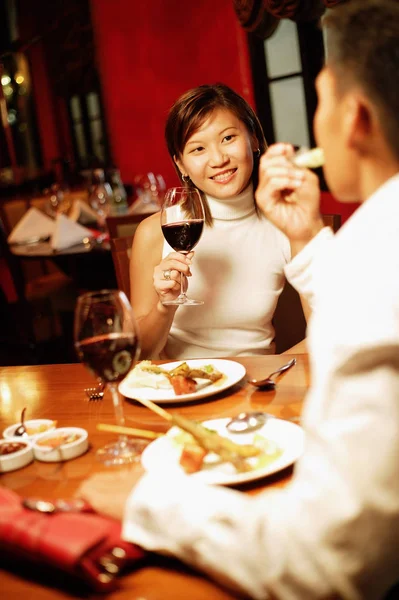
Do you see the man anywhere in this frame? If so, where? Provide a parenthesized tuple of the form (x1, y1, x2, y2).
(79, 2, 399, 597)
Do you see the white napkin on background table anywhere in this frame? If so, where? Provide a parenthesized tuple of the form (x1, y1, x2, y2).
(51, 214, 93, 251)
(69, 199, 99, 226)
(7, 207, 55, 244)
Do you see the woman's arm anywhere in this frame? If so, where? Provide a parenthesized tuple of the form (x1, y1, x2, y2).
(129, 213, 192, 358)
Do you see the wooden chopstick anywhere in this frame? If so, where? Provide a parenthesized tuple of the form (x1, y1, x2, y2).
(131, 396, 174, 421)
(97, 424, 163, 439)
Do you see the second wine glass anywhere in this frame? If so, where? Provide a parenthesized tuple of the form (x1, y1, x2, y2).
(74, 289, 146, 465)
(161, 186, 205, 306)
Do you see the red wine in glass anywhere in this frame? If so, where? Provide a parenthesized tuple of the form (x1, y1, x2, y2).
(74, 290, 146, 465)
(161, 220, 204, 253)
(161, 187, 205, 306)
(77, 332, 139, 384)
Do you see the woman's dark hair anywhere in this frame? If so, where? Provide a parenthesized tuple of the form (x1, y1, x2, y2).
(165, 83, 267, 224)
(323, 0, 399, 159)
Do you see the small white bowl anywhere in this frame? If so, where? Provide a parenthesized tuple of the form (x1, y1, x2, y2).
(33, 427, 89, 462)
(0, 437, 34, 472)
(3, 419, 57, 440)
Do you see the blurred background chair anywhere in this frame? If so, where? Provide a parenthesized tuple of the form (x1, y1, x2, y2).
(0, 210, 77, 364)
(106, 212, 149, 239)
(110, 235, 134, 297)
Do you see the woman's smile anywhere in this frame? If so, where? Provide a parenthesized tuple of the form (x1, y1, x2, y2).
(210, 168, 238, 183)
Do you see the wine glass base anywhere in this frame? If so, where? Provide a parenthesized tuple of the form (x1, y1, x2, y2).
(162, 297, 204, 306)
(96, 438, 148, 466)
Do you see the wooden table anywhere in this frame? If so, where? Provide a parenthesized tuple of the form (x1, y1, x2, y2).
(0, 354, 309, 599)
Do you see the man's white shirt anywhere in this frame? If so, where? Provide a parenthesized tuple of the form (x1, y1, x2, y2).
(122, 174, 399, 599)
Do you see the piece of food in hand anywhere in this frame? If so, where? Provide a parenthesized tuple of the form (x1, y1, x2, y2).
(179, 443, 208, 474)
(292, 147, 325, 168)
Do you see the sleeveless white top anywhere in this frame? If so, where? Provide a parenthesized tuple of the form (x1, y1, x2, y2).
(162, 185, 290, 358)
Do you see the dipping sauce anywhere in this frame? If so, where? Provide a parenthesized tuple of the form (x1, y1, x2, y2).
(0, 441, 28, 456)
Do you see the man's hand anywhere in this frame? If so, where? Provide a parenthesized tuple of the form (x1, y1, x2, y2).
(256, 144, 324, 252)
(76, 467, 144, 521)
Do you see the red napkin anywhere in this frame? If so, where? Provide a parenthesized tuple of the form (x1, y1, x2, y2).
(0, 487, 145, 593)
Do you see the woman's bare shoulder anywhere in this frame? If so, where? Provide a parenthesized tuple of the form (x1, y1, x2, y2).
(132, 212, 163, 253)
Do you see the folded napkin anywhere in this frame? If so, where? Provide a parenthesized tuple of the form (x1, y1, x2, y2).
(7, 207, 55, 244)
(69, 199, 99, 226)
(0, 487, 146, 593)
(51, 214, 93, 251)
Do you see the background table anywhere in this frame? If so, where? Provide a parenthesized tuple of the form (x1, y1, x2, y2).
(0, 354, 309, 599)
(9, 238, 117, 291)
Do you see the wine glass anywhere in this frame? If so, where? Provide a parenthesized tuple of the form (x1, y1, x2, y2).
(74, 289, 146, 465)
(161, 186, 205, 306)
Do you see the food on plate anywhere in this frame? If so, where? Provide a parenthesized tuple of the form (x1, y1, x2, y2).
(172, 414, 261, 473)
(179, 443, 208, 474)
(0, 441, 28, 456)
(126, 360, 224, 396)
(25, 420, 57, 435)
(174, 424, 283, 475)
(36, 433, 81, 448)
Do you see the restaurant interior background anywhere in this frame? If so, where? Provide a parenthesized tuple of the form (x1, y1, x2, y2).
(0, 0, 358, 367)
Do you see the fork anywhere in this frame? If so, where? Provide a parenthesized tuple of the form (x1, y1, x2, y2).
(84, 382, 105, 401)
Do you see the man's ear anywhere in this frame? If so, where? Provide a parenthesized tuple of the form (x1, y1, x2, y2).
(346, 94, 374, 154)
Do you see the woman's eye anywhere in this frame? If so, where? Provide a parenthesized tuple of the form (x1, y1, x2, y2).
(223, 134, 236, 143)
(190, 146, 204, 154)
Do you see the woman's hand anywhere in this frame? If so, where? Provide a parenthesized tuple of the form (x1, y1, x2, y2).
(153, 251, 193, 304)
(256, 143, 324, 247)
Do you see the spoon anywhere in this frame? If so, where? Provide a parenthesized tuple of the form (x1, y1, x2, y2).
(226, 411, 272, 434)
(248, 358, 296, 389)
(14, 407, 28, 437)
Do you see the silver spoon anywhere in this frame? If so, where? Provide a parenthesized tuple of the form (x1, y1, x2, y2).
(14, 407, 28, 437)
(248, 358, 296, 389)
(226, 411, 273, 434)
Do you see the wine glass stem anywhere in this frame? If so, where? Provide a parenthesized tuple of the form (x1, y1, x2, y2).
(179, 271, 185, 299)
(178, 252, 188, 300)
(109, 383, 127, 437)
(109, 383, 125, 425)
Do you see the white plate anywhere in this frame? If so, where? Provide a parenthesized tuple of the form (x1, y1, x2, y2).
(119, 359, 246, 404)
(141, 417, 304, 486)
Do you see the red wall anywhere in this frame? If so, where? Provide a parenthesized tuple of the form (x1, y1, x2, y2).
(89, 0, 254, 188)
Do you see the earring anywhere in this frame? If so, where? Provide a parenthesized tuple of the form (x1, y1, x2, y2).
(254, 149, 260, 158)
(182, 174, 190, 182)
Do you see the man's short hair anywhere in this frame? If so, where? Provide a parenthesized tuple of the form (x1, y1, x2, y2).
(323, 0, 399, 158)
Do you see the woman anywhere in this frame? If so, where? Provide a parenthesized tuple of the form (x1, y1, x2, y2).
(130, 83, 310, 358)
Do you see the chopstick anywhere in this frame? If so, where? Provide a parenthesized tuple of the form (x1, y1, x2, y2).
(97, 424, 164, 439)
(132, 396, 174, 421)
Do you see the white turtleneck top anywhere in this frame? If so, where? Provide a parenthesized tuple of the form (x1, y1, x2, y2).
(162, 185, 291, 358)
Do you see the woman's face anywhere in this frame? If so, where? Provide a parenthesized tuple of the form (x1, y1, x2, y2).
(175, 108, 258, 199)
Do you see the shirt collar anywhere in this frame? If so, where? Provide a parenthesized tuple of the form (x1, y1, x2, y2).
(205, 183, 255, 221)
